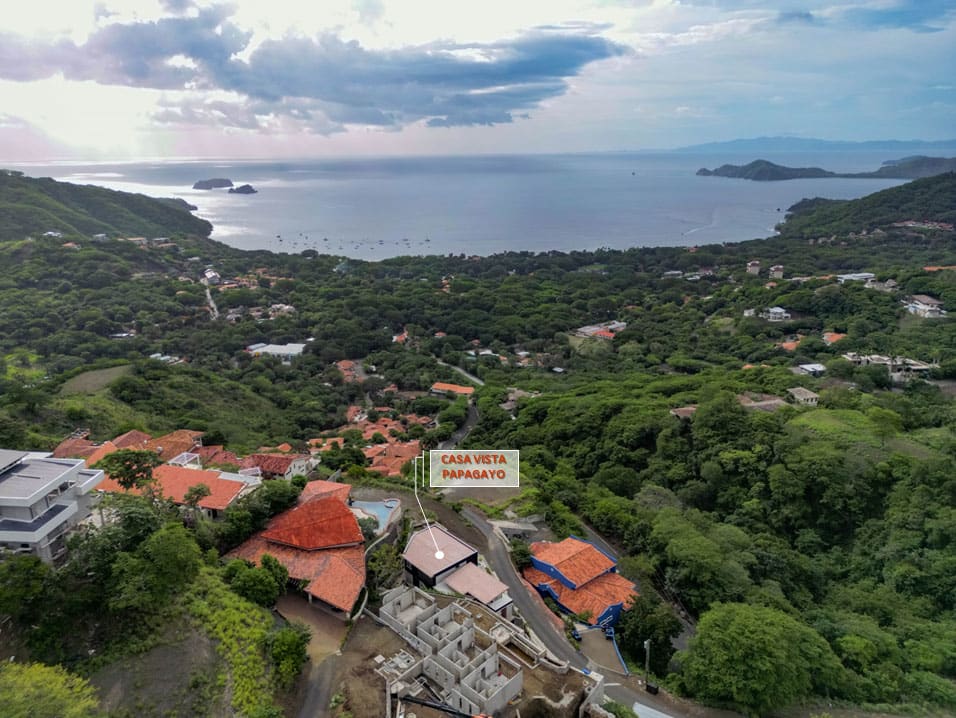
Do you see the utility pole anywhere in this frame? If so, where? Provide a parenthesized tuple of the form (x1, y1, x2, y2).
(644, 638, 651, 683)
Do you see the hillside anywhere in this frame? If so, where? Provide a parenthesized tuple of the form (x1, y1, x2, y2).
(778, 171, 956, 238)
(0, 170, 212, 240)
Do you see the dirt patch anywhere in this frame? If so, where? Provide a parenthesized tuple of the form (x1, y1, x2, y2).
(329, 616, 405, 718)
(60, 365, 132, 395)
(277, 594, 348, 663)
(90, 620, 229, 718)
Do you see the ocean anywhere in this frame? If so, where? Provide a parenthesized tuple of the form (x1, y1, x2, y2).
(13, 152, 909, 260)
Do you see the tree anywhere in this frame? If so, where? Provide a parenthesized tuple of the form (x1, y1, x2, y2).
(358, 516, 379, 542)
(617, 593, 682, 676)
(93, 448, 161, 491)
(260, 554, 289, 593)
(510, 539, 533, 570)
(230, 565, 280, 606)
(270, 622, 311, 688)
(0, 662, 102, 718)
(0, 554, 50, 624)
(680, 603, 843, 716)
(868, 406, 902, 447)
(183, 482, 211, 524)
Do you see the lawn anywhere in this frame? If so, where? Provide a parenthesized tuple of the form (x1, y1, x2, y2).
(60, 365, 132, 395)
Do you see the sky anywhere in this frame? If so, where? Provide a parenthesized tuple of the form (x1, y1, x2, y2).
(0, 0, 954, 160)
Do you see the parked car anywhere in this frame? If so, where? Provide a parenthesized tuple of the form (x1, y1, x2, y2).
(604, 626, 615, 640)
(570, 628, 581, 641)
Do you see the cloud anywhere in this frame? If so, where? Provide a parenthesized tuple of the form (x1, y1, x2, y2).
(0, 8, 628, 132)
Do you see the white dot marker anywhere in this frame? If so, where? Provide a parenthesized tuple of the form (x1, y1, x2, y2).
(434, 551, 445, 560)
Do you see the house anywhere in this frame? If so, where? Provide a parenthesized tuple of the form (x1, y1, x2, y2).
(112, 429, 152, 449)
(203, 269, 221, 285)
(228, 496, 365, 618)
(0, 450, 104, 563)
(246, 343, 306, 364)
(430, 382, 475, 398)
(146, 429, 204, 462)
(822, 332, 847, 346)
(240, 453, 311, 481)
(759, 306, 791, 322)
(442, 562, 514, 619)
(523, 536, 636, 626)
(297, 479, 351, 505)
(769, 265, 784, 279)
(746, 260, 761, 275)
(404, 524, 479, 589)
(378, 586, 522, 717)
(796, 363, 827, 377)
(787, 387, 819, 406)
(97, 465, 248, 519)
(905, 294, 946, 318)
(365, 441, 421, 478)
(836, 272, 875, 284)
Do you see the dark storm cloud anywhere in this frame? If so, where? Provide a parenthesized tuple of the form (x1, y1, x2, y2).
(0, 6, 627, 130)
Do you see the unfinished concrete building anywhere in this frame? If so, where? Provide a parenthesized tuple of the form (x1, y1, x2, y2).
(378, 586, 523, 716)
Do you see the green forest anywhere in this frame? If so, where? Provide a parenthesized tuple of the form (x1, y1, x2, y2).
(1, 171, 955, 717)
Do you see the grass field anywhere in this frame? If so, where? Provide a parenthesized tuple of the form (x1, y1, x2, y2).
(60, 365, 132, 395)
(790, 408, 947, 458)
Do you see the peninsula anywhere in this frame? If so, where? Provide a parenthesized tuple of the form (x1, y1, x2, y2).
(697, 155, 956, 181)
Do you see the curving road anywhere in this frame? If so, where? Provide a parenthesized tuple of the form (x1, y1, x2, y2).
(459, 506, 690, 718)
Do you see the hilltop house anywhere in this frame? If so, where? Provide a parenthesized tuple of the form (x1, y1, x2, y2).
(240, 453, 312, 481)
(523, 536, 636, 626)
(759, 306, 791, 322)
(430, 382, 475, 398)
(0, 450, 104, 563)
(905, 294, 946, 318)
(228, 495, 365, 618)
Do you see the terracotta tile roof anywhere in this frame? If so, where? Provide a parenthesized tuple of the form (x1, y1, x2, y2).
(261, 496, 363, 550)
(404, 525, 477, 578)
(194, 445, 241, 467)
(523, 566, 636, 624)
(228, 536, 365, 613)
(240, 453, 309, 477)
(308, 437, 345, 453)
(52, 437, 98, 459)
(431, 382, 475, 396)
(112, 429, 152, 449)
(98, 465, 244, 511)
(444, 562, 508, 604)
(365, 441, 420, 478)
(145, 430, 204, 462)
(276, 442, 293, 453)
(823, 332, 847, 345)
(593, 329, 616, 340)
(530, 537, 615, 588)
(85, 441, 119, 467)
(298, 480, 352, 505)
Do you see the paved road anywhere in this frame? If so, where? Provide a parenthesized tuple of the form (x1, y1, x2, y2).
(438, 403, 479, 450)
(436, 359, 485, 386)
(204, 287, 219, 320)
(460, 506, 686, 718)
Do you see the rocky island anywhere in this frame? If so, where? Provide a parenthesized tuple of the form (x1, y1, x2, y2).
(228, 184, 258, 194)
(192, 178, 234, 190)
(697, 155, 956, 181)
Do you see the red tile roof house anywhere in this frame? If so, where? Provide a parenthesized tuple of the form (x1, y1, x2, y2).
(523, 537, 637, 626)
(429, 382, 475, 398)
(227, 496, 365, 619)
(240, 453, 312, 481)
(97, 465, 248, 519)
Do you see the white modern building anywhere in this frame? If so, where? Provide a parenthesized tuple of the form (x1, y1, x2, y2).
(0, 450, 104, 563)
(759, 306, 791, 322)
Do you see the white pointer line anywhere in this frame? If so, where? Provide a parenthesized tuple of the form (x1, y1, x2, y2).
(413, 453, 444, 560)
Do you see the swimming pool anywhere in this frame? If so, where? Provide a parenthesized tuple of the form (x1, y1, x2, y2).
(351, 499, 400, 533)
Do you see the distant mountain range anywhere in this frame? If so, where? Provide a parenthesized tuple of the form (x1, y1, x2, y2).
(696, 156, 956, 181)
(674, 136, 956, 154)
